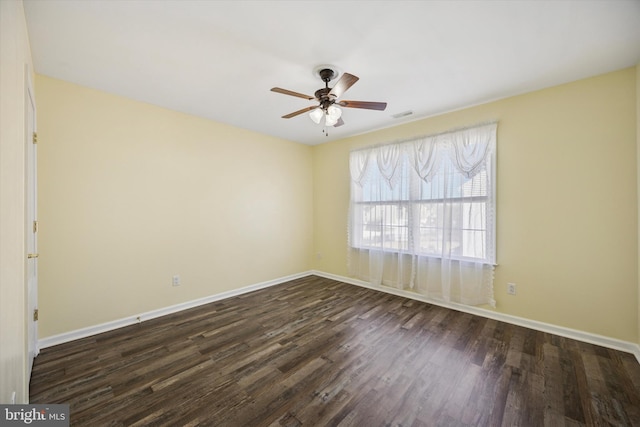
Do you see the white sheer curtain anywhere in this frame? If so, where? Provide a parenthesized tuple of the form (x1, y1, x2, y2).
(348, 122, 497, 307)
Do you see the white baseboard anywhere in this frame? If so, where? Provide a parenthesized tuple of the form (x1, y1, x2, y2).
(311, 270, 640, 364)
(38, 269, 640, 365)
(38, 271, 313, 349)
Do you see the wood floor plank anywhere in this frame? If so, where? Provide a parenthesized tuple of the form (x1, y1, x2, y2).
(30, 276, 640, 426)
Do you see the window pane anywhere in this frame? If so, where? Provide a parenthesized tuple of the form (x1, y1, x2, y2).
(358, 203, 409, 250)
(461, 229, 486, 259)
(418, 227, 443, 255)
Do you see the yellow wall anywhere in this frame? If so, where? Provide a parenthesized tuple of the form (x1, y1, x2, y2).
(0, 0, 33, 404)
(313, 68, 638, 342)
(36, 75, 314, 338)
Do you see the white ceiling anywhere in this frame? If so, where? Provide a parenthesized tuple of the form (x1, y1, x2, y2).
(24, 0, 640, 146)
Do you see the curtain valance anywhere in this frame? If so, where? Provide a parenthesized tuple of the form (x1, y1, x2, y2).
(350, 122, 496, 186)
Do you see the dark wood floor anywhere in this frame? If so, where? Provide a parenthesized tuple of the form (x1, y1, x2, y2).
(31, 275, 640, 426)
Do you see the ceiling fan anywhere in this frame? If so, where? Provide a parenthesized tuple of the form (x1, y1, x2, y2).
(270, 67, 387, 131)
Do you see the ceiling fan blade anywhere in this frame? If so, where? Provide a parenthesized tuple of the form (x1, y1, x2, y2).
(338, 100, 387, 111)
(329, 73, 359, 98)
(271, 87, 315, 101)
(333, 117, 345, 128)
(282, 105, 318, 119)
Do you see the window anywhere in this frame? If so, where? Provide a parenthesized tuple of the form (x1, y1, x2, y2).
(348, 122, 496, 306)
(352, 153, 493, 263)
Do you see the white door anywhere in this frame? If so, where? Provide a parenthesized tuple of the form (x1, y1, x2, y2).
(26, 75, 38, 379)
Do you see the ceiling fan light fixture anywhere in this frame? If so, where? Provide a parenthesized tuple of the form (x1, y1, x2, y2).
(327, 105, 342, 120)
(309, 108, 323, 124)
(325, 115, 338, 127)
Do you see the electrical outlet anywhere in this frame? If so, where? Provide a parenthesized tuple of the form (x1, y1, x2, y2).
(507, 283, 517, 295)
(316, 252, 323, 260)
(172, 275, 181, 287)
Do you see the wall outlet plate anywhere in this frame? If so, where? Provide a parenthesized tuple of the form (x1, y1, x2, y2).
(507, 283, 517, 295)
(172, 275, 180, 286)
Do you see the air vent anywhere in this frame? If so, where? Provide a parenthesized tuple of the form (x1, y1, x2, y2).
(391, 110, 413, 119)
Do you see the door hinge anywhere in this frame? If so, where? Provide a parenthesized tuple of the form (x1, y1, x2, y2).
(33, 309, 38, 322)
(32, 132, 38, 144)
(33, 220, 38, 234)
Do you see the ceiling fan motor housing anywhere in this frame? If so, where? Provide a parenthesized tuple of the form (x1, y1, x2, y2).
(315, 69, 340, 110)
(314, 87, 335, 110)
(318, 68, 336, 83)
